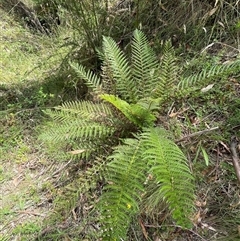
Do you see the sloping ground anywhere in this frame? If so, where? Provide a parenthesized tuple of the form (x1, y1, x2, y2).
(0, 7, 72, 241)
(0, 8, 61, 85)
(1, 3, 240, 241)
(0, 6, 70, 110)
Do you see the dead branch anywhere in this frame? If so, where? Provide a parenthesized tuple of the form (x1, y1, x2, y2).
(176, 126, 219, 143)
(230, 136, 240, 184)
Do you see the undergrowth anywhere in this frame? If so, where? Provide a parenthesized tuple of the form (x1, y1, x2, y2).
(1, 1, 240, 240)
(38, 29, 240, 240)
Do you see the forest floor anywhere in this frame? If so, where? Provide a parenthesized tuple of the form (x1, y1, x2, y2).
(0, 7, 72, 241)
(1, 5, 240, 241)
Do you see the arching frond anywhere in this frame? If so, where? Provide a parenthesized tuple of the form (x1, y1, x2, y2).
(129, 103, 156, 127)
(99, 127, 195, 238)
(102, 36, 137, 102)
(178, 59, 240, 89)
(99, 138, 146, 240)
(141, 127, 195, 227)
(131, 29, 159, 100)
(151, 41, 178, 102)
(49, 100, 113, 122)
(39, 100, 115, 159)
(69, 62, 102, 93)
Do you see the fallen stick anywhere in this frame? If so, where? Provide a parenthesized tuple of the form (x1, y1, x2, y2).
(16, 210, 45, 217)
(230, 136, 240, 184)
(176, 126, 219, 143)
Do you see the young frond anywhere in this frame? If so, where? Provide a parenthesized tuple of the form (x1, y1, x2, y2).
(141, 127, 195, 227)
(100, 94, 156, 128)
(131, 29, 159, 100)
(178, 59, 240, 89)
(129, 103, 156, 127)
(152, 41, 178, 101)
(99, 138, 146, 240)
(102, 36, 137, 102)
(136, 97, 162, 112)
(69, 62, 102, 92)
(100, 93, 131, 114)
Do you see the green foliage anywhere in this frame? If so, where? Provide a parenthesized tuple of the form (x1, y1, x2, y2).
(61, 0, 108, 49)
(100, 94, 156, 128)
(99, 127, 194, 240)
(152, 40, 179, 103)
(99, 137, 145, 240)
(52, 0, 240, 74)
(40, 29, 240, 239)
(131, 29, 159, 100)
(69, 62, 102, 92)
(12, 222, 40, 235)
(178, 60, 240, 89)
(2, 1, 240, 240)
(141, 128, 195, 226)
(39, 100, 115, 159)
(102, 35, 136, 102)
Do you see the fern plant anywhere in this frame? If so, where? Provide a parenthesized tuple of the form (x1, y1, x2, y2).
(40, 29, 240, 240)
(99, 127, 195, 240)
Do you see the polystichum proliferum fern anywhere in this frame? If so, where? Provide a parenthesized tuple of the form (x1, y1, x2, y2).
(99, 127, 195, 240)
(40, 29, 240, 240)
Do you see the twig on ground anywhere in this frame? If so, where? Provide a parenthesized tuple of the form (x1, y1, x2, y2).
(230, 136, 240, 184)
(176, 127, 219, 143)
(15, 210, 45, 217)
(43, 160, 72, 182)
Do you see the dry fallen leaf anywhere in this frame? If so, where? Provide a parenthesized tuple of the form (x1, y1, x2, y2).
(169, 107, 189, 118)
(201, 84, 214, 93)
(67, 149, 85, 155)
(195, 200, 207, 207)
(192, 210, 201, 224)
(139, 218, 148, 239)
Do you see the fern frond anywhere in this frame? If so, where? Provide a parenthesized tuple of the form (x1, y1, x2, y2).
(100, 94, 156, 128)
(102, 36, 137, 102)
(45, 100, 113, 124)
(141, 179, 167, 215)
(131, 29, 159, 100)
(99, 138, 146, 240)
(44, 116, 113, 141)
(152, 41, 178, 102)
(69, 62, 102, 93)
(136, 97, 162, 112)
(141, 127, 195, 227)
(41, 122, 114, 159)
(100, 93, 131, 113)
(178, 59, 240, 89)
(101, 59, 116, 95)
(129, 103, 156, 127)
(40, 100, 115, 159)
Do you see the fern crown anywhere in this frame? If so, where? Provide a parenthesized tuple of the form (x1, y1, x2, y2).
(40, 29, 240, 240)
